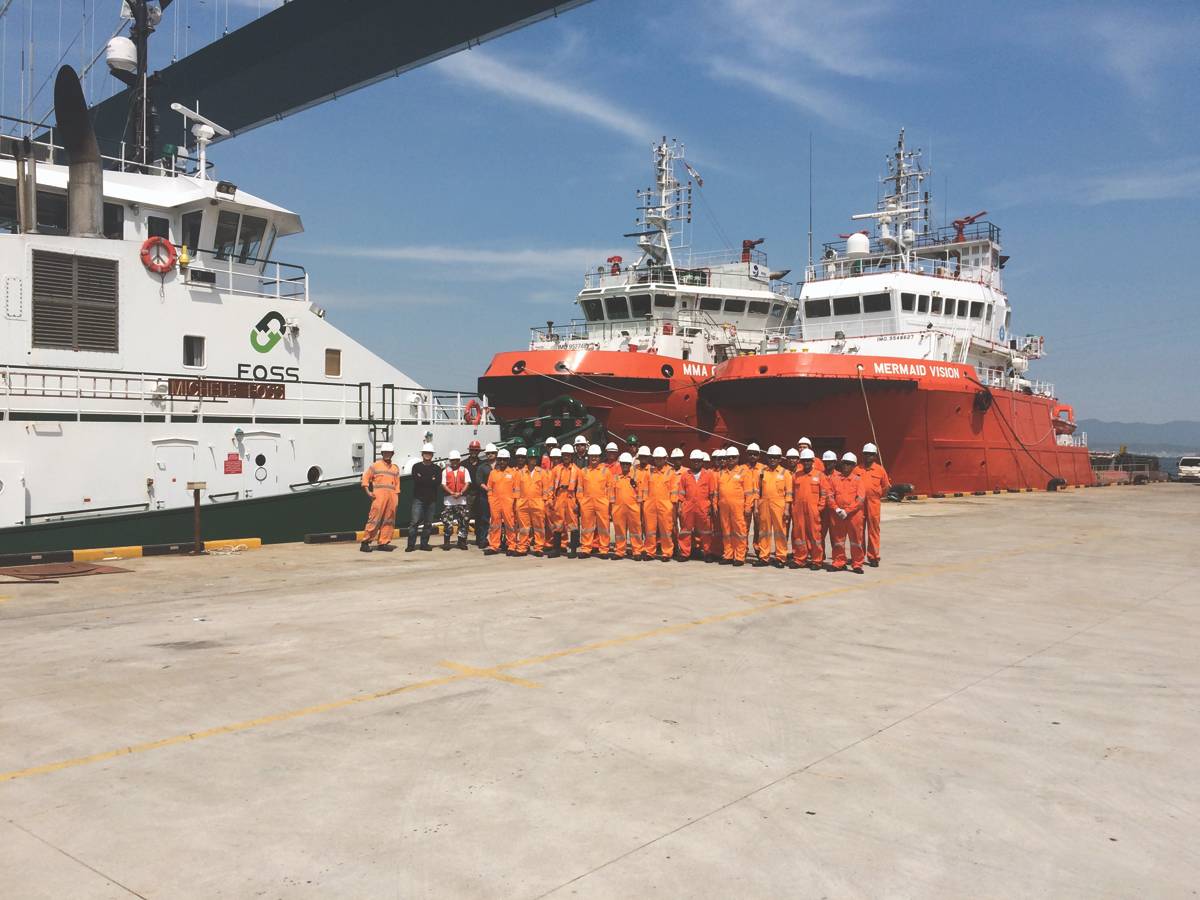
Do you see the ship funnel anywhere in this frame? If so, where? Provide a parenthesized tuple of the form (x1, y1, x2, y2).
(53, 65, 103, 238)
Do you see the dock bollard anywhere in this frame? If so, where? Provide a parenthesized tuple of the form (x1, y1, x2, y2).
(188, 481, 206, 555)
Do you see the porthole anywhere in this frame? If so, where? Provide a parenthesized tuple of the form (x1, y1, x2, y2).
(661, 364, 675, 378)
(307, 466, 322, 484)
(255, 453, 267, 466)
(512, 359, 527, 374)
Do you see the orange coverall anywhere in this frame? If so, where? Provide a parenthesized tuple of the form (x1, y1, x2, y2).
(717, 465, 757, 563)
(855, 463, 892, 563)
(755, 465, 793, 563)
(515, 466, 551, 554)
(827, 470, 866, 569)
(361, 459, 401, 545)
(575, 465, 613, 556)
(550, 462, 579, 538)
(791, 467, 827, 565)
(611, 470, 646, 557)
(485, 467, 518, 552)
(677, 467, 718, 558)
(644, 466, 680, 558)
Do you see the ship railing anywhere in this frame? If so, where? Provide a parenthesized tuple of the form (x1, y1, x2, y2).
(804, 250, 1001, 289)
(530, 309, 765, 351)
(1056, 432, 1088, 448)
(975, 366, 1056, 398)
(185, 248, 309, 302)
(0, 364, 491, 427)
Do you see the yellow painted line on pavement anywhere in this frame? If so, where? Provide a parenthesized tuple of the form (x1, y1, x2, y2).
(0, 540, 1069, 786)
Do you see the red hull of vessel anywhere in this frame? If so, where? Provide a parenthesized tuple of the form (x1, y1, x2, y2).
(701, 354, 1094, 494)
(479, 349, 729, 452)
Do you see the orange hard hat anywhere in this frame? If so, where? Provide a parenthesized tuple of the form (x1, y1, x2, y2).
(468, 440, 482, 450)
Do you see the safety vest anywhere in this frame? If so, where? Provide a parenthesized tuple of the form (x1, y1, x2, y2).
(444, 466, 467, 495)
(363, 459, 400, 492)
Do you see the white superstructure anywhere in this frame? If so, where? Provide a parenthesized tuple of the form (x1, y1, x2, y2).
(0, 111, 492, 530)
(528, 139, 801, 363)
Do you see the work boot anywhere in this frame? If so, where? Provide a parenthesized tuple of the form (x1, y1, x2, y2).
(376, 544, 395, 553)
(868, 559, 879, 567)
(419, 544, 432, 552)
(405, 546, 415, 553)
(360, 541, 372, 553)
(752, 559, 768, 568)
(807, 562, 821, 571)
(458, 540, 469, 551)
(852, 566, 864, 574)
(732, 559, 745, 567)
(442, 533, 452, 551)
(484, 549, 499, 556)
(787, 560, 801, 569)
(567, 532, 579, 559)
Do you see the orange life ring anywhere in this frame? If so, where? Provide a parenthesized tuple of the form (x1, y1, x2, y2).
(140, 236, 177, 274)
(464, 399, 483, 426)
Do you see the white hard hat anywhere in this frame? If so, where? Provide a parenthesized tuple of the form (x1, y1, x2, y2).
(619, 452, 634, 463)
(421, 442, 435, 453)
(588, 444, 602, 455)
(497, 448, 511, 459)
(605, 441, 618, 451)
(561, 442, 574, 452)
(747, 442, 761, 452)
(550, 447, 562, 458)
(842, 451, 858, 464)
(448, 449, 461, 460)
(671, 448, 685, 459)
(800, 448, 815, 460)
(786, 447, 800, 458)
(798, 436, 812, 447)
(485, 443, 498, 453)
(712, 448, 724, 458)
(652, 446, 668, 458)
(701, 452, 711, 462)
(689, 449, 705, 460)
(515, 447, 528, 456)
(863, 442, 878, 454)
(545, 436, 558, 445)
(379, 442, 395, 453)
(726, 447, 740, 456)
(574, 435, 588, 445)
(822, 450, 837, 461)
(638, 445, 652, 456)
(766, 444, 782, 456)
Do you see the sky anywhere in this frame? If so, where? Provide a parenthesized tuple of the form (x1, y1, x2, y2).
(6, 0, 1200, 422)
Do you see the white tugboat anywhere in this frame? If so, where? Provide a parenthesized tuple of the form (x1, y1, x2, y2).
(0, 57, 493, 553)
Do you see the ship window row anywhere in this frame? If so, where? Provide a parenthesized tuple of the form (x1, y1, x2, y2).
(584, 292, 790, 322)
(1, 184, 124, 239)
(805, 291, 996, 324)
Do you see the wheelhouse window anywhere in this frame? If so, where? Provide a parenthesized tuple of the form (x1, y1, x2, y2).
(985, 303, 993, 322)
(918, 294, 929, 313)
(771, 304, 784, 317)
(604, 296, 630, 320)
(236, 215, 268, 263)
(581, 297, 603, 321)
(653, 294, 676, 308)
(957, 300, 970, 318)
(944, 298, 956, 316)
(724, 298, 746, 313)
(863, 292, 891, 313)
(970, 301, 984, 319)
(148, 215, 170, 239)
(833, 295, 860, 316)
(747, 300, 770, 316)
(325, 348, 342, 377)
(183, 335, 205, 368)
(31, 250, 119, 352)
(213, 210, 240, 260)
(804, 298, 831, 318)
(181, 210, 203, 254)
(901, 292, 916, 311)
(103, 202, 124, 239)
(930, 296, 942, 314)
(783, 307, 797, 325)
(629, 294, 651, 317)
(699, 297, 722, 312)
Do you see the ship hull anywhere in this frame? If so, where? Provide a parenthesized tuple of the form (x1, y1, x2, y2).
(701, 354, 1094, 494)
(479, 349, 730, 451)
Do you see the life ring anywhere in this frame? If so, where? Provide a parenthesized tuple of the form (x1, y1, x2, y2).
(140, 236, 177, 274)
(464, 399, 483, 426)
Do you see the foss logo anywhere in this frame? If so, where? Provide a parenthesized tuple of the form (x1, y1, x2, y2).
(241, 311, 299, 382)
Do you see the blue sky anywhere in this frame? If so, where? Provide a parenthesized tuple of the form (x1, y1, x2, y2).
(9, 0, 1200, 422)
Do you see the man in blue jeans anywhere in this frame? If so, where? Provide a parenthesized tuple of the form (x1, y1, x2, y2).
(406, 442, 442, 552)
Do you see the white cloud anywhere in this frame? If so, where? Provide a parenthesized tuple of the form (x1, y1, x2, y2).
(707, 59, 879, 133)
(436, 51, 653, 144)
(990, 159, 1200, 207)
(308, 243, 613, 281)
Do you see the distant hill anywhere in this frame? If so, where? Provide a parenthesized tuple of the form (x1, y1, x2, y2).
(1080, 419, 1200, 456)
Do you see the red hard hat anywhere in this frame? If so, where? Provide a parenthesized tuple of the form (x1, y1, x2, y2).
(468, 440, 482, 450)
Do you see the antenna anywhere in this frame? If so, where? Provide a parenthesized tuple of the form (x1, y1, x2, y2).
(807, 132, 813, 275)
(170, 102, 230, 179)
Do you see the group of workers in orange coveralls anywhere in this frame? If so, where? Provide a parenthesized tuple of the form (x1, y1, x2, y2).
(360, 435, 891, 573)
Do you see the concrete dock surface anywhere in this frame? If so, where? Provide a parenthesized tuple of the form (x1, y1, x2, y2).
(1, 485, 1197, 898)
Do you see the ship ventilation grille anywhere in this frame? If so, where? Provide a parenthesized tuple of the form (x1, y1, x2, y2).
(31, 250, 119, 353)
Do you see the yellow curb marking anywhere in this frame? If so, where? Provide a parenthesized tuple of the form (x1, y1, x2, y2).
(439, 660, 542, 689)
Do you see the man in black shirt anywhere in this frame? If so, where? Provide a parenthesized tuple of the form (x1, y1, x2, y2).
(464, 440, 492, 549)
(407, 442, 442, 552)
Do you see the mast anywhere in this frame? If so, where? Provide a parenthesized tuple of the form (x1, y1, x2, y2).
(849, 127, 928, 270)
(108, 0, 171, 169)
(631, 137, 692, 284)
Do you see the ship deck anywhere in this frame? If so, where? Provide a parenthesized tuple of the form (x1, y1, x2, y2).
(2, 485, 1197, 897)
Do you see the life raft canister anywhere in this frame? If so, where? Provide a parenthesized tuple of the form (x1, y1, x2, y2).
(140, 236, 178, 274)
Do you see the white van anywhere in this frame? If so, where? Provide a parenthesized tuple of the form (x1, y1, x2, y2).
(1178, 457, 1200, 483)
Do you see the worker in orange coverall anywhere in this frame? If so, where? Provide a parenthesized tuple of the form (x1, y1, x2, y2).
(360, 442, 400, 552)
(514, 447, 551, 557)
(610, 452, 645, 559)
(717, 446, 757, 566)
(798, 437, 824, 473)
(820, 450, 839, 556)
(575, 444, 614, 558)
(643, 447, 680, 561)
(708, 449, 724, 560)
(484, 449, 518, 555)
(550, 444, 580, 558)
(854, 442, 891, 567)
(828, 451, 867, 573)
(677, 449, 718, 562)
(790, 448, 829, 570)
(754, 445, 793, 567)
